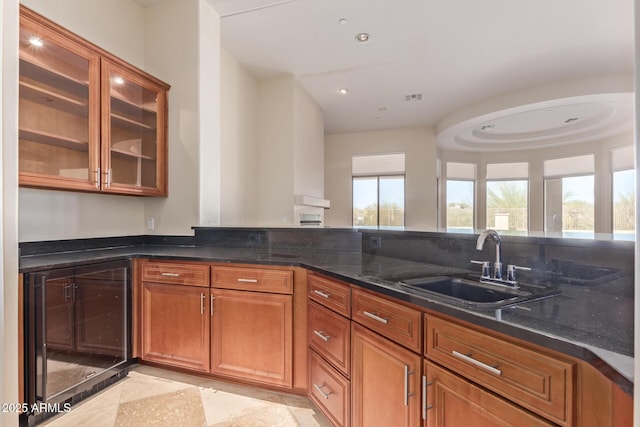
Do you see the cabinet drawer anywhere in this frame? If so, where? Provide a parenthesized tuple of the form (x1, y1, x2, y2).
(425, 361, 554, 427)
(351, 288, 422, 353)
(308, 301, 351, 377)
(141, 261, 210, 287)
(212, 265, 292, 294)
(308, 273, 351, 317)
(308, 348, 350, 427)
(425, 315, 574, 426)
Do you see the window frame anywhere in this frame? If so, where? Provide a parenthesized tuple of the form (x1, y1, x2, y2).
(352, 174, 406, 228)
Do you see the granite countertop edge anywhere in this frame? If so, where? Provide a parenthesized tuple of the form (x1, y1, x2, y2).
(18, 244, 634, 395)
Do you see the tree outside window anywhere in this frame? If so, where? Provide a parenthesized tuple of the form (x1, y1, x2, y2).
(353, 175, 405, 228)
(486, 180, 528, 232)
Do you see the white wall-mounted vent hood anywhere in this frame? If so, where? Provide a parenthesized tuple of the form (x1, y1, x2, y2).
(294, 195, 330, 209)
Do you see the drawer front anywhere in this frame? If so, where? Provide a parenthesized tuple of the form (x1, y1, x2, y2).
(308, 348, 351, 427)
(351, 288, 422, 353)
(308, 273, 351, 317)
(425, 315, 574, 426)
(425, 361, 554, 427)
(141, 261, 210, 287)
(308, 301, 351, 377)
(212, 265, 292, 294)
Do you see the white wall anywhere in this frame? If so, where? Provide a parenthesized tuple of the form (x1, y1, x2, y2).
(1, 1, 20, 424)
(140, 0, 221, 234)
(324, 127, 438, 228)
(293, 78, 325, 200)
(256, 76, 295, 225)
(252, 74, 326, 226)
(220, 48, 259, 225)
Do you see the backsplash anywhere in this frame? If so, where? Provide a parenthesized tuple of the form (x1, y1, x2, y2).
(360, 229, 634, 287)
(19, 227, 634, 289)
(192, 227, 362, 253)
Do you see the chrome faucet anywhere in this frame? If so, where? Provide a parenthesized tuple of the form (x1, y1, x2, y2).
(475, 229, 503, 280)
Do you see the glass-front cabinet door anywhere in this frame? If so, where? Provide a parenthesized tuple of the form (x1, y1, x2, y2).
(18, 11, 101, 191)
(18, 6, 169, 197)
(101, 59, 168, 196)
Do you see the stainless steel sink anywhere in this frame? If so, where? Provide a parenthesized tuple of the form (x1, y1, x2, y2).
(397, 275, 559, 308)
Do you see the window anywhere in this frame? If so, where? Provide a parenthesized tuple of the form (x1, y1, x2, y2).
(486, 163, 529, 232)
(544, 154, 595, 237)
(446, 162, 476, 231)
(612, 146, 635, 240)
(352, 154, 405, 228)
(446, 180, 474, 230)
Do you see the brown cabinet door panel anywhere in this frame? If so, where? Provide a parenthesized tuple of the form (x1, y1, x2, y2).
(140, 261, 210, 287)
(308, 349, 351, 427)
(351, 323, 421, 427)
(141, 282, 210, 372)
(211, 289, 292, 388)
(425, 315, 574, 425)
(308, 300, 351, 376)
(212, 265, 293, 294)
(352, 288, 422, 353)
(424, 361, 553, 427)
(308, 273, 351, 317)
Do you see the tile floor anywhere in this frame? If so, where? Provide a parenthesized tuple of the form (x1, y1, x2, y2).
(41, 365, 332, 427)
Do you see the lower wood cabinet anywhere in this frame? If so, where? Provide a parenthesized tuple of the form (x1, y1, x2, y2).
(308, 349, 351, 427)
(425, 314, 574, 425)
(140, 282, 210, 372)
(210, 288, 293, 388)
(351, 323, 421, 427)
(423, 361, 553, 426)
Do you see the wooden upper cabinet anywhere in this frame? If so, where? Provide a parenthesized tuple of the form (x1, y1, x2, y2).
(18, 6, 169, 196)
(100, 58, 168, 196)
(19, 8, 100, 192)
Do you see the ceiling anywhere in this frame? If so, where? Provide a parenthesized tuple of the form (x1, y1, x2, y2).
(138, 0, 635, 150)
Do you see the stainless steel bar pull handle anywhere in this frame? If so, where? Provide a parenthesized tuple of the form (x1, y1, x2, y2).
(63, 283, 71, 302)
(313, 330, 331, 342)
(403, 365, 414, 406)
(94, 168, 101, 189)
(237, 278, 258, 283)
(363, 310, 389, 324)
(210, 295, 215, 315)
(161, 272, 180, 277)
(313, 383, 332, 399)
(421, 375, 433, 420)
(452, 350, 502, 376)
(200, 293, 205, 315)
(103, 169, 112, 188)
(313, 290, 331, 299)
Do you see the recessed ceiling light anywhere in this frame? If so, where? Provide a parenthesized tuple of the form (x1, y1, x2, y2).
(29, 36, 43, 47)
(338, 18, 348, 25)
(338, 88, 349, 95)
(355, 33, 370, 43)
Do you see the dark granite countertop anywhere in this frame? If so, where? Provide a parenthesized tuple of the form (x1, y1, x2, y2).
(19, 243, 634, 394)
